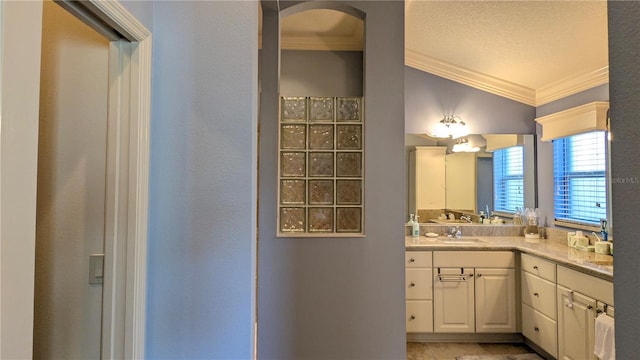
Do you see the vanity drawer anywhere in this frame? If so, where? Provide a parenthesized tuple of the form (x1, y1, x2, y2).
(557, 265, 613, 306)
(521, 271, 557, 320)
(406, 251, 432, 268)
(521, 253, 556, 282)
(522, 303, 558, 358)
(433, 251, 514, 268)
(406, 300, 433, 333)
(406, 268, 433, 300)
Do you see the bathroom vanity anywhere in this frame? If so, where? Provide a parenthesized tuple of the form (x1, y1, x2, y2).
(432, 251, 516, 334)
(405, 232, 614, 360)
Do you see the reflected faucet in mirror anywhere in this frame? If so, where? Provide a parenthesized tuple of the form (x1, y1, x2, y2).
(460, 215, 472, 223)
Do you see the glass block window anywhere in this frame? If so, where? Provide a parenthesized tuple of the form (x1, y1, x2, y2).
(278, 96, 364, 235)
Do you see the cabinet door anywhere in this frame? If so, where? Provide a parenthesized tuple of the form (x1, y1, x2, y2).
(433, 268, 474, 333)
(475, 268, 516, 333)
(557, 285, 597, 360)
(406, 300, 433, 333)
(445, 152, 477, 212)
(406, 268, 433, 300)
(412, 147, 446, 210)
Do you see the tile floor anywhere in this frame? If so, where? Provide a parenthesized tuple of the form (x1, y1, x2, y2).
(407, 342, 535, 360)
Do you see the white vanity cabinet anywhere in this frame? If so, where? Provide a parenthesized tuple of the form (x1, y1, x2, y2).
(520, 253, 558, 358)
(475, 268, 517, 333)
(556, 265, 614, 360)
(433, 251, 516, 333)
(432, 267, 475, 333)
(405, 251, 433, 333)
(445, 152, 477, 212)
(409, 146, 446, 211)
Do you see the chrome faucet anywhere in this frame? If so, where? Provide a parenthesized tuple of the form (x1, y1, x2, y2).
(449, 226, 462, 238)
(460, 215, 473, 223)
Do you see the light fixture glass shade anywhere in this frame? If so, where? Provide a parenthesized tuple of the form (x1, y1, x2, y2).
(429, 115, 469, 139)
(451, 137, 480, 153)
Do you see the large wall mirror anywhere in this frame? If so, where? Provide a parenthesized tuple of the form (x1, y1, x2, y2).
(406, 133, 536, 224)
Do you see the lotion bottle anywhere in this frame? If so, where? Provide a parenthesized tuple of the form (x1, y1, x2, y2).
(408, 214, 416, 234)
(412, 215, 420, 237)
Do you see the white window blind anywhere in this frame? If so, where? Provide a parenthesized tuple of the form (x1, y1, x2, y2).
(493, 146, 524, 213)
(553, 131, 607, 226)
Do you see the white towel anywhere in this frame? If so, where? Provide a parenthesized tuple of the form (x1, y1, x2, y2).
(594, 313, 615, 360)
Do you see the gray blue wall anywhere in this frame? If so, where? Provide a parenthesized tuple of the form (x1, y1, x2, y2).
(144, 2, 258, 358)
(259, 1, 406, 359)
(405, 67, 536, 135)
(281, 50, 363, 96)
(608, 2, 640, 357)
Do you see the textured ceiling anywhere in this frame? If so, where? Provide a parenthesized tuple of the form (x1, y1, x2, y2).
(271, 2, 609, 105)
(405, 0, 609, 92)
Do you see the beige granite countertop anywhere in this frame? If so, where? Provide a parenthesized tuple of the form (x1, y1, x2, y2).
(405, 235, 613, 281)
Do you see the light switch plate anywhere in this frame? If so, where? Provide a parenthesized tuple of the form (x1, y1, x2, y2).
(89, 254, 104, 284)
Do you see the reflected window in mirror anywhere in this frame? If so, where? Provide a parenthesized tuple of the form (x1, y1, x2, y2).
(553, 131, 608, 228)
(405, 134, 536, 220)
(493, 146, 524, 213)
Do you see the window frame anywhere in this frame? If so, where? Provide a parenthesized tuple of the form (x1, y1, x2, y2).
(552, 131, 609, 229)
(493, 145, 525, 214)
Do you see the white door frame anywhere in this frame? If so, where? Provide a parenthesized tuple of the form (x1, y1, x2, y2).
(0, 1, 151, 358)
(59, 2, 152, 358)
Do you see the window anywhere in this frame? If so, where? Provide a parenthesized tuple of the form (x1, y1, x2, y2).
(553, 131, 607, 226)
(493, 146, 524, 213)
(278, 96, 364, 236)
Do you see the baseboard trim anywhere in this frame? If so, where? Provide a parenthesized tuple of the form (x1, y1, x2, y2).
(407, 332, 524, 343)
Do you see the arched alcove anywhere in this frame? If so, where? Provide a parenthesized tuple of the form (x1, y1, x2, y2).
(258, 1, 406, 358)
(276, 8, 365, 236)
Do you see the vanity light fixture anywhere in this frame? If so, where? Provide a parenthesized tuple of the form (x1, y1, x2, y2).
(430, 114, 469, 139)
(451, 136, 480, 153)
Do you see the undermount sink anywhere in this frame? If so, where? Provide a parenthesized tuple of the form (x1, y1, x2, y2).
(439, 237, 486, 244)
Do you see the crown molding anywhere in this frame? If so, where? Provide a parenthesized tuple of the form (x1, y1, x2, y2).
(535, 66, 609, 106)
(405, 48, 537, 106)
(406, 49, 609, 107)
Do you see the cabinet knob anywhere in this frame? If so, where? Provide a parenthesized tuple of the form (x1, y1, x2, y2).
(587, 305, 593, 310)
(533, 265, 539, 270)
(533, 292, 539, 297)
(409, 282, 416, 287)
(534, 326, 539, 332)
(477, 273, 482, 277)
(409, 258, 415, 263)
(410, 315, 416, 320)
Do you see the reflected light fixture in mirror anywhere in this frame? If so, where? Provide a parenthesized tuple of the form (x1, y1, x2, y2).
(451, 137, 480, 153)
(430, 115, 469, 139)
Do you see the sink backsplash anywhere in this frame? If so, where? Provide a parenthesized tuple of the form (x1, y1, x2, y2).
(405, 224, 525, 237)
(416, 209, 515, 225)
(404, 224, 601, 247)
